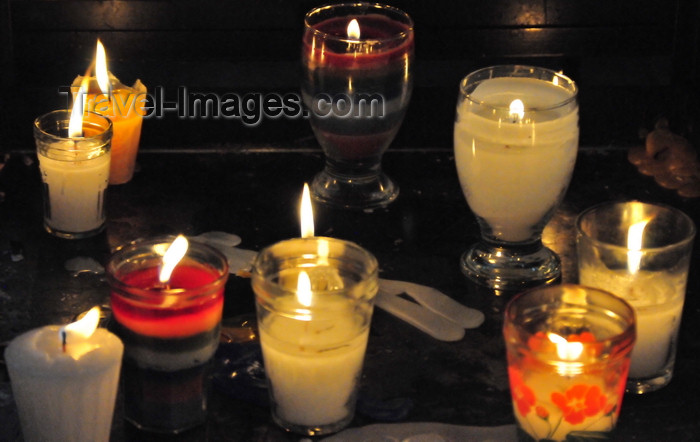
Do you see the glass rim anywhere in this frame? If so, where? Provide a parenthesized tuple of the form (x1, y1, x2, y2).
(33, 109, 113, 142)
(251, 236, 379, 296)
(459, 64, 578, 112)
(504, 283, 636, 353)
(106, 235, 230, 297)
(304, 2, 414, 45)
(576, 200, 696, 253)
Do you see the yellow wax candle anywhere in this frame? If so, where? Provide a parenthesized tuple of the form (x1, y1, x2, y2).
(73, 73, 147, 185)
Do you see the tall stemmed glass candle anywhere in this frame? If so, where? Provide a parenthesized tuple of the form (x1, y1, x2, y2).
(252, 236, 379, 436)
(576, 201, 695, 394)
(34, 104, 112, 239)
(106, 235, 229, 433)
(454, 65, 578, 289)
(5, 307, 123, 442)
(302, 2, 414, 209)
(504, 285, 636, 441)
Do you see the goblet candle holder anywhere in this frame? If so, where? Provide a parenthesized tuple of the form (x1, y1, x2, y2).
(454, 65, 579, 290)
(302, 2, 414, 209)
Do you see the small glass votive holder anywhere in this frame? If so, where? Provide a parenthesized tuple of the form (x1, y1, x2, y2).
(251, 237, 379, 436)
(576, 200, 695, 394)
(33, 110, 112, 239)
(106, 236, 229, 433)
(504, 284, 636, 441)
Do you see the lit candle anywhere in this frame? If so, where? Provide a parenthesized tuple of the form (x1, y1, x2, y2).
(252, 185, 379, 436)
(577, 201, 694, 393)
(73, 39, 147, 185)
(106, 235, 229, 433)
(33, 87, 113, 239)
(504, 285, 636, 441)
(454, 71, 579, 242)
(4, 307, 123, 442)
(301, 4, 414, 161)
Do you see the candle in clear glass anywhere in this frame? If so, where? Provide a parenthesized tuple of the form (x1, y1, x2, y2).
(106, 236, 229, 433)
(454, 65, 578, 290)
(33, 110, 112, 239)
(302, 2, 414, 209)
(251, 237, 378, 436)
(576, 201, 695, 394)
(504, 284, 636, 441)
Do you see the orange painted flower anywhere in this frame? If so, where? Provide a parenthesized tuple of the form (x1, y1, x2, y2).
(551, 384, 608, 425)
(536, 405, 549, 420)
(508, 366, 536, 416)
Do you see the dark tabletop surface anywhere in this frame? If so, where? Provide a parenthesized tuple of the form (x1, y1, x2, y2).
(0, 143, 699, 441)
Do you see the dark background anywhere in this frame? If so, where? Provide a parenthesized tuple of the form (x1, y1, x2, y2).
(1, 0, 699, 153)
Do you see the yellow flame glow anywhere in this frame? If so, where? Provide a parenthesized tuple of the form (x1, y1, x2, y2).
(627, 219, 650, 274)
(297, 270, 312, 307)
(68, 78, 89, 138)
(347, 18, 360, 39)
(509, 99, 525, 121)
(300, 183, 314, 238)
(159, 235, 189, 284)
(62, 306, 100, 340)
(548, 332, 583, 360)
(95, 39, 110, 95)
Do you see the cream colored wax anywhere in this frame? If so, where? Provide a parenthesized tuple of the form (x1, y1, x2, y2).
(5, 326, 123, 442)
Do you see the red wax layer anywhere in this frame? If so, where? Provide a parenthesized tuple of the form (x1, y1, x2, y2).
(303, 15, 413, 69)
(111, 265, 224, 338)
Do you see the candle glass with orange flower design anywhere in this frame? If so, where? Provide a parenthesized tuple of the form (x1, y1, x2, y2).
(106, 236, 229, 433)
(504, 284, 636, 441)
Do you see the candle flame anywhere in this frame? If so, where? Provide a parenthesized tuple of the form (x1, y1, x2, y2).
(300, 183, 314, 238)
(60, 306, 100, 345)
(95, 39, 111, 95)
(548, 332, 584, 360)
(509, 99, 525, 121)
(627, 219, 650, 274)
(159, 235, 189, 284)
(347, 18, 360, 39)
(297, 270, 312, 308)
(68, 78, 89, 137)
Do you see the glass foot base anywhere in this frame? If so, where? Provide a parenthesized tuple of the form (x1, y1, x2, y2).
(626, 369, 673, 394)
(44, 222, 105, 239)
(460, 242, 561, 290)
(310, 169, 398, 209)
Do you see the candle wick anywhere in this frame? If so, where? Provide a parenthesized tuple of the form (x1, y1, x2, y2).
(61, 330, 67, 353)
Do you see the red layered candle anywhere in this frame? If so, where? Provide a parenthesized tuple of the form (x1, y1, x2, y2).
(106, 237, 229, 433)
(110, 264, 224, 338)
(301, 9, 414, 162)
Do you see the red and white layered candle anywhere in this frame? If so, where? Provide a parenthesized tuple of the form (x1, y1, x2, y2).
(301, 4, 414, 164)
(107, 236, 228, 433)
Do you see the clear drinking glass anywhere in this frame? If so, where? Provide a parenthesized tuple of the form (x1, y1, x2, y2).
(576, 201, 695, 394)
(34, 110, 112, 239)
(302, 2, 414, 209)
(454, 65, 579, 290)
(251, 237, 379, 436)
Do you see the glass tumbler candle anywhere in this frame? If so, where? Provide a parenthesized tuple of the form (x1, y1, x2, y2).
(302, 2, 414, 209)
(106, 236, 229, 433)
(34, 110, 112, 239)
(576, 201, 695, 394)
(454, 65, 579, 290)
(504, 284, 636, 441)
(251, 237, 379, 436)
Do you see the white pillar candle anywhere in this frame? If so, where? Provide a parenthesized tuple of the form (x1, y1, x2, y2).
(454, 77, 578, 242)
(579, 267, 685, 378)
(4, 309, 123, 442)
